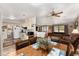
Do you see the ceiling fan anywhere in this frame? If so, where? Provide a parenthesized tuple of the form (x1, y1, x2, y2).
(47, 9, 63, 17)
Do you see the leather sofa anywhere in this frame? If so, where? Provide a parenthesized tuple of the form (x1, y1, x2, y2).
(51, 38, 74, 56)
(16, 36, 77, 56)
(73, 38, 79, 54)
(15, 37, 37, 50)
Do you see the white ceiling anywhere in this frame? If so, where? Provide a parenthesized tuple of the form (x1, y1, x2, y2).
(0, 3, 79, 25)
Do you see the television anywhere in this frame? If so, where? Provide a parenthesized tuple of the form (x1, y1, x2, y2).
(27, 32, 34, 35)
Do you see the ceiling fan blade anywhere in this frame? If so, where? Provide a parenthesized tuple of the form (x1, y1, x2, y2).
(55, 14, 60, 17)
(47, 9, 63, 17)
(47, 14, 60, 17)
(50, 11, 55, 15)
(56, 11, 63, 14)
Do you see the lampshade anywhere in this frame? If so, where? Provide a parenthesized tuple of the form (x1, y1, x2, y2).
(72, 29, 79, 33)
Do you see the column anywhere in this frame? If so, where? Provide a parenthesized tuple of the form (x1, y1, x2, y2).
(0, 13, 3, 56)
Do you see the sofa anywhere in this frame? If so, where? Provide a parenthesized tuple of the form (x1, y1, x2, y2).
(16, 35, 77, 56)
(51, 37, 74, 56)
(15, 37, 37, 50)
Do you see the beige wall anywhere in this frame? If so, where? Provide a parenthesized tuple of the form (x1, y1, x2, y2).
(48, 26, 53, 33)
(77, 20, 79, 31)
(77, 26, 79, 31)
(68, 19, 79, 34)
(68, 23, 74, 34)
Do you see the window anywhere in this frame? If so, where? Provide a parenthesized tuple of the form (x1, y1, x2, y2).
(53, 25, 65, 33)
(36, 26, 48, 32)
(42, 26, 48, 32)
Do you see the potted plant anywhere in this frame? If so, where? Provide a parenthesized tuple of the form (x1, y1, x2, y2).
(36, 37, 51, 52)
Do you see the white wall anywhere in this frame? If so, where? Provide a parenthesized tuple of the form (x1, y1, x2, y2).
(22, 16, 36, 33)
(36, 16, 75, 25)
(0, 16, 2, 55)
(0, 14, 3, 55)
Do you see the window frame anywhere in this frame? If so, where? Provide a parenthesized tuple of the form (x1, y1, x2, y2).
(53, 25, 67, 34)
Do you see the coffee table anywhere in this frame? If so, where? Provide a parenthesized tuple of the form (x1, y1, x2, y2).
(16, 43, 67, 56)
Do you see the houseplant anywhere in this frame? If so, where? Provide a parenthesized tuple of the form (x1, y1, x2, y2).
(36, 37, 51, 51)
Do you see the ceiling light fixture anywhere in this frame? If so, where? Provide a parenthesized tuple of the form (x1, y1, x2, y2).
(8, 16, 16, 20)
